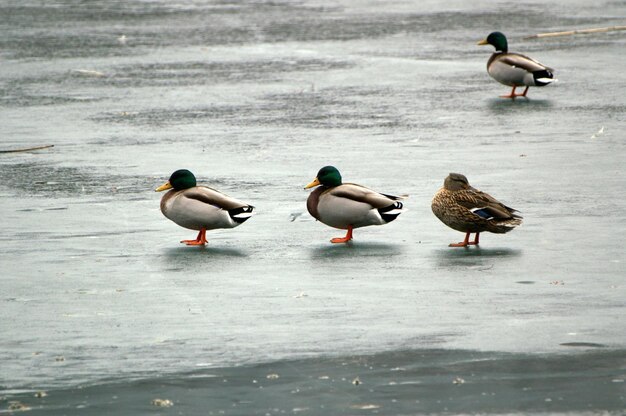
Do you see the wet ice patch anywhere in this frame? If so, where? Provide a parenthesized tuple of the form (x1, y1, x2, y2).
(0, 84, 103, 107)
(106, 59, 353, 87)
(0, 162, 154, 198)
(94, 86, 417, 129)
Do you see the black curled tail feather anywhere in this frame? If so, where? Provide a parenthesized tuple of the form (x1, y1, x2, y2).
(378, 201, 404, 223)
(229, 205, 254, 224)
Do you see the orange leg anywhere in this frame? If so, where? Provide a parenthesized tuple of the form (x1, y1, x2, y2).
(449, 232, 471, 247)
(181, 228, 208, 245)
(331, 226, 353, 244)
(501, 86, 530, 99)
(449, 232, 480, 247)
(500, 86, 517, 99)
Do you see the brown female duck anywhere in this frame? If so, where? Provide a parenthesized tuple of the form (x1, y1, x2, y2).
(431, 173, 522, 247)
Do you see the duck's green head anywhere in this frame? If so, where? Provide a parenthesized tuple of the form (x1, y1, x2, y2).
(304, 166, 342, 189)
(444, 173, 470, 191)
(478, 31, 508, 53)
(155, 169, 197, 192)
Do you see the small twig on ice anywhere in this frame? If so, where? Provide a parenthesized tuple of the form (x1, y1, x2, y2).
(525, 26, 626, 39)
(0, 144, 55, 154)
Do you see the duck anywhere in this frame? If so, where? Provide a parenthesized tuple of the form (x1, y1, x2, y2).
(478, 31, 555, 98)
(431, 173, 522, 247)
(304, 166, 406, 243)
(155, 169, 254, 245)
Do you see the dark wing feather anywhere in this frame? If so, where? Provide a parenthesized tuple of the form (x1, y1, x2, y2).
(499, 53, 553, 73)
(331, 183, 397, 209)
(380, 192, 406, 201)
(454, 189, 521, 219)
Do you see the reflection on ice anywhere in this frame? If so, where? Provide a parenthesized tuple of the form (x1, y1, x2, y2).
(487, 97, 554, 114)
(163, 245, 248, 262)
(435, 246, 522, 258)
(433, 246, 522, 269)
(309, 241, 404, 260)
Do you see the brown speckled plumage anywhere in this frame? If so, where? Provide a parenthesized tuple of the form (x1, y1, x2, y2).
(431, 173, 522, 245)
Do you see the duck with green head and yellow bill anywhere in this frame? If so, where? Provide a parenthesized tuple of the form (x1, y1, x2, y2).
(304, 166, 406, 244)
(478, 31, 556, 98)
(431, 173, 522, 247)
(155, 169, 254, 246)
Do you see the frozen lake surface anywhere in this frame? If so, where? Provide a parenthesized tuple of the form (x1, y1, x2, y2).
(1, 0, 625, 414)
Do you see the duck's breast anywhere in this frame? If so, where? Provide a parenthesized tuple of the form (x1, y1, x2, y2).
(431, 188, 479, 233)
(306, 186, 324, 221)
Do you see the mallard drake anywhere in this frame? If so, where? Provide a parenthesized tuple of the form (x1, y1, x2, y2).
(155, 169, 254, 245)
(478, 31, 555, 98)
(304, 166, 406, 243)
(431, 173, 522, 247)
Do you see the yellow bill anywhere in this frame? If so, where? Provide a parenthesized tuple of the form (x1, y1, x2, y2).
(304, 177, 320, 189)
(155, 181, 173, 192)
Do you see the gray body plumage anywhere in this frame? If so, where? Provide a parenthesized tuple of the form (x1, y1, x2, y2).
(160, 186, 252, 231)
(487, 52, 555, 88)
(307, 183, 404, 230)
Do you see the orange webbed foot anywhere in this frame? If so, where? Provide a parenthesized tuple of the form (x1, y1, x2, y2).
(330, 227, 353, 244)
(181, 240, 206, 246)
(331, 236, 353, 244)
(500, 86, 529, 99)
(448, 232, 476, 247)
(500, 93, 529, 99)
(180, 229, 207, 246)
(448, 242, 469, 247)
(500, 86, 517, 99)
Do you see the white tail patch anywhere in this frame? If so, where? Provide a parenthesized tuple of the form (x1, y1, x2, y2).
(232, 212, 254, 219)
(537, 77, 555, 84)
(384, 207, 406, 215)
(503, 218, 523, 227)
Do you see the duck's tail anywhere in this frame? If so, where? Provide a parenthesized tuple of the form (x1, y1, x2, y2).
(378, 201, 406, 223)
(229, 206, 255, 224)
(534, 69, 556, 86)
(491, 216, 523, 233)
(470, 206, 522, 233)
